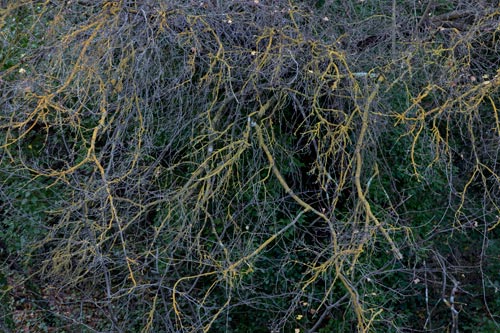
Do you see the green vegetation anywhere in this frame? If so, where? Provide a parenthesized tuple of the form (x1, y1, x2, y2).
(1, 0, 499, 332)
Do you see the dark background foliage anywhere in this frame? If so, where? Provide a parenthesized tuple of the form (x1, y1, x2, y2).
(1, 0, 499, 332)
